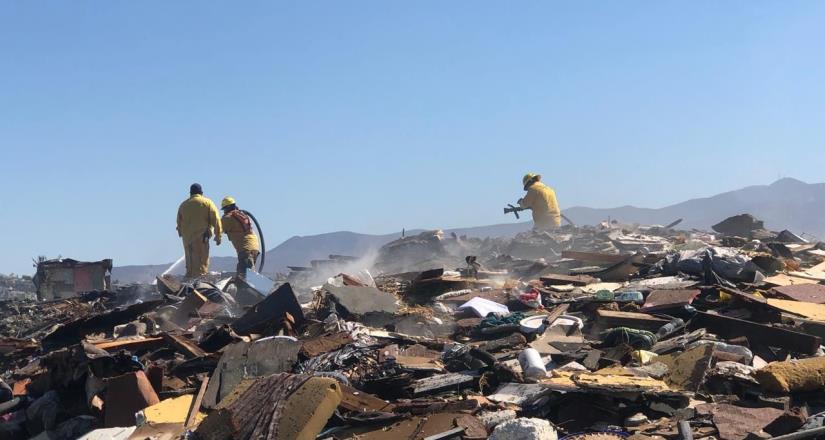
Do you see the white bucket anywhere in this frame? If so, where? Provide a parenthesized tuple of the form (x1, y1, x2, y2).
(550, 314, 583, 330)
(518, 348, 548, 379)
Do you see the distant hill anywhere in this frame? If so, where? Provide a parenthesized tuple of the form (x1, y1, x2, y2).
(257, 222, 534, 275)
(112, 178, 825, 283)
(563, 178, 825, 239)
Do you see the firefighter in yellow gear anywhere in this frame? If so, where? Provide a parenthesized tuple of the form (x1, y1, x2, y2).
(176, 183, 222, 278)
(518, 173, 561, 231)
(220, 196, 261, 279)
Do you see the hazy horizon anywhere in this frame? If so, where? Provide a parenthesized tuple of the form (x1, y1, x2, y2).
(1, 176, 819, 275)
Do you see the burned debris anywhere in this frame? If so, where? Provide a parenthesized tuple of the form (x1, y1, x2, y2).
(3, 213, 825, 439)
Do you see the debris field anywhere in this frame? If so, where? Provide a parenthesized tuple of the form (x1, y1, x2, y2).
(3, 213, 825, 440)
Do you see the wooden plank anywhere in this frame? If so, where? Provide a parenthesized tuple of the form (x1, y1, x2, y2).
(767, 298, 825, 321)
(540, 274, 598, 286)
(689, 311, 821, 355)
(391, 399, 477, 415)
(162, 333, 207, 358)
(185, 376, 209, 429)
(596, 309, 670, 332)
(339, 384, 393, 412)
(412, 371, 478, 396)
(542, 303, 570, 325)
(93, 337, 164, 351)
(763, 274, 819, 287)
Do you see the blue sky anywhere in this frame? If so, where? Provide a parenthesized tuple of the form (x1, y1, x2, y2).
(2, 2, 824, 275)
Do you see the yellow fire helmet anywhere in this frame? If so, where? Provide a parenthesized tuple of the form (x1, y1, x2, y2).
(522, 173, 541, 189)
(221, 196, 236, 209)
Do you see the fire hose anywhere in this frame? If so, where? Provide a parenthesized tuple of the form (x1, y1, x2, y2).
(241, 209, 266, 273)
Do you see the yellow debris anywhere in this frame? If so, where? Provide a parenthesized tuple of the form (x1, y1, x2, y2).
(767, 298, 825, 321)
(142, 395, 204, 425)
(754, 356, 825, 393)
(632, 350, 659, 365)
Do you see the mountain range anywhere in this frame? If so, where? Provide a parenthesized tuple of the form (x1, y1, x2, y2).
(112, 178, 825, 284)
(564, 177, 825, 236)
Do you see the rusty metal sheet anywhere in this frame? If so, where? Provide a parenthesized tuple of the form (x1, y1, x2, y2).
(690, 311, 822, 354)
(642, 289, 700, 311)
(656, 343, 713, 391)
(301, 331, 354, 357)
(771, 284, 825, 304)
(339, 384, 393, 412)
(697, 403, 783, 440)
(104, 371, 160, 428)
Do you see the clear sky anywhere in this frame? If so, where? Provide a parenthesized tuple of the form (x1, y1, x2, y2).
(2, 2, 825, 275)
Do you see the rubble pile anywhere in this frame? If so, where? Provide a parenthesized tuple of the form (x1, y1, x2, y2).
(3, 213, 825, 439)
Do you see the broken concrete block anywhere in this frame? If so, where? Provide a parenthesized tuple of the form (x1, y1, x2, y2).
(478, 409, 518, 430)
(754, 356, 825, 393)
(489, 417, 557, 440)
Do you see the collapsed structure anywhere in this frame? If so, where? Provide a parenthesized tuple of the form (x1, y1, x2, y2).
(3, 214, 825, 439)
(32, 258, 112, 301)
